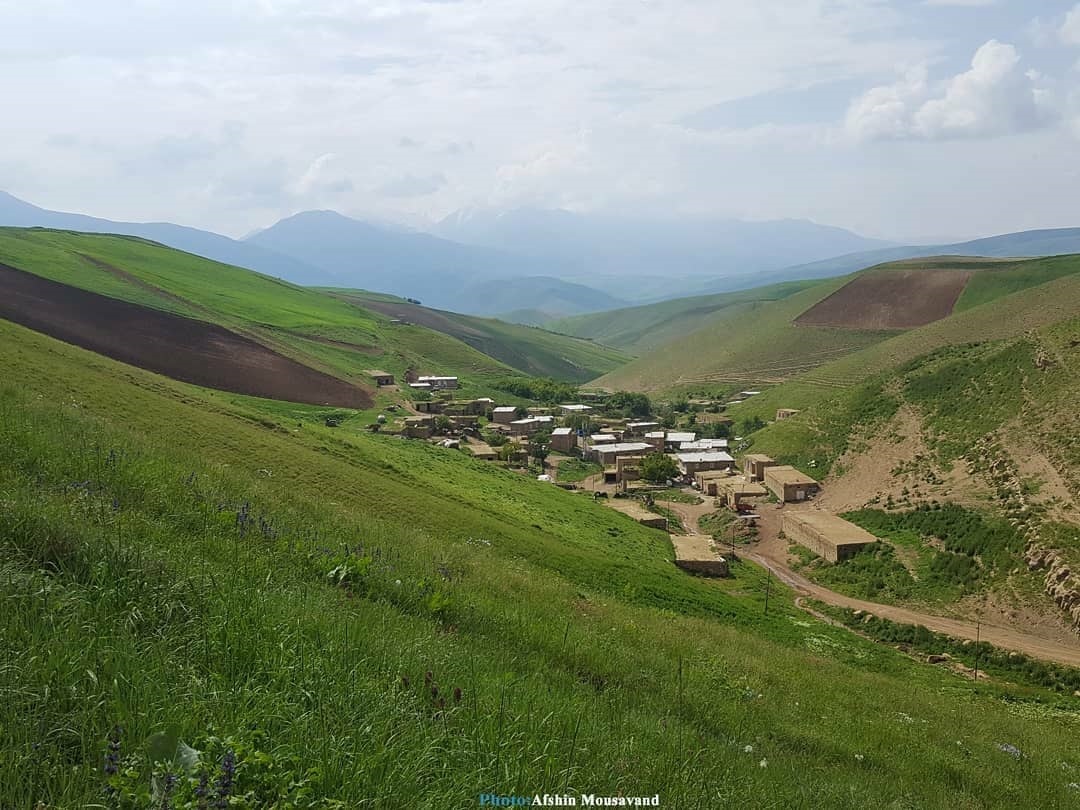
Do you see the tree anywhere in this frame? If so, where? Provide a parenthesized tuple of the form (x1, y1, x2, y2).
(605, 391, 652, 418)
(640, 452, 678, 483)
(565, 412, 593, 433)
(530, 442, 550, 469)
(498, 443, 525, 464)
(435, 415, 453, 434)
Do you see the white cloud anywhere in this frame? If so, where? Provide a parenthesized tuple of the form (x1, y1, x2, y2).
(845, 40, 1053, 141)
(1062, 4, 1080, 45)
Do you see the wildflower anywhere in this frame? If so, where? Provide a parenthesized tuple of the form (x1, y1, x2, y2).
(424, 671, 433, 687)
(1067, 783, 1079, 790)
(104, 725, 122, 777)
(401, 675, 411, 689)
(997, 743, 1022, 760)
(743, 745, 753, 754)
(194, 771, 210, 810)
(854, 754, 864, 762)
(160, 772, 178, 810)
(758, 758, 768, 769)
(111, 497, 120, 512)
(431, 686, 439, 701)
(395, 579, 402, 587)
(214, 750, 236, 808)
(453, 686, 462, 704)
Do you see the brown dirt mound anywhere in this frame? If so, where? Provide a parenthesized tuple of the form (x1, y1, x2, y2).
(795, 269, 973, 330)
(0, 263, 372, 409)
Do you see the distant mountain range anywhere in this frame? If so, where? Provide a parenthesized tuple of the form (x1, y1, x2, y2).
(0, 191, 335, 286)
(5, 190, 1080, 321)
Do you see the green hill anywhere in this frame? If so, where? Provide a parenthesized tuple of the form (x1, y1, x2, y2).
(4, 309, 1080, 805)
(595, 254, 1080, 394)
(325, 289, 630, 382)
(549, 280, 817, 353)
(0, 228, 624, 393)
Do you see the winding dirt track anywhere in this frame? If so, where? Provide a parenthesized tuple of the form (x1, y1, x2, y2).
(663, 499, 1080, 668)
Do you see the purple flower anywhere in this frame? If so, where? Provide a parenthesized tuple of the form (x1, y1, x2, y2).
(214, 750, 236, 808)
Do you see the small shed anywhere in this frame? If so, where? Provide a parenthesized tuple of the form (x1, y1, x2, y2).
(775, 408, 800, 420)
(764, 465, 820, 502)
(366, 370, 395, 386)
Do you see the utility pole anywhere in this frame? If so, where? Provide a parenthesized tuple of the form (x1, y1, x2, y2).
(763, 569, 772, 615)
(973, 618, 981, 684)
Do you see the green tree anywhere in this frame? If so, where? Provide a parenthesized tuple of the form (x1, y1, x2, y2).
(640, 452, 678, 483)
(435, 415, 453, 434)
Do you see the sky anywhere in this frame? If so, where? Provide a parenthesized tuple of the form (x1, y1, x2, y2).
(2, 0, 1080, 241)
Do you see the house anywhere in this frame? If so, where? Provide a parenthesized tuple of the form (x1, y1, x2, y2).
(625, 421, 660, 436)
(559, 404, 593, 414)
(408, 382, 433, 392)
(414, 400, 444, 414)
(509, 416, 556, 436)
(676, 451, 735, 476)
(550, 427, 575, 453)
(644, 431, 666, 451)
(743, 453, 777, 482)
(492, 406, 519, 424)
(671, 534, 729, 577)
(366, 370, 395, 386)
(614, 454, 645, 485)
(467, 443, 497, 461)
(417, 375, 459, 390)
(764, 465, 820, 502)
(694, 470, 735, 496)
(775, 408, 800, 420)
(679, 439, 729, 452)
(448, 415, 479, 429)
(592, 442, 655, 466)
(702, 476, 768, 509)
(782, 512, 874, 563)
(665, 431, 696, 451)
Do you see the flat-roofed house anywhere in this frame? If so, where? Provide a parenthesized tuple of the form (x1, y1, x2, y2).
(782, 512, 874, 562)
(743, 453, 777, 482)
(492, 406, 519, 424)
(764, 465, 820, 502)
(509, 415, 555, 436)
(679, 439, 729, 452)
(550, 427, 575, 452)
(665, 432, 696, 451)
(593, 442, 654, 466)
(559, 404, 593, 414)
(625, 421, 660, 436)
(644, 431, 666, 451)
(417, 375, 459, 390)
(676, 451, 735, 476)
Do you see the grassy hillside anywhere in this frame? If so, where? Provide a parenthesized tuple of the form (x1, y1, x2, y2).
(549, 280, 817, 353)
(325, 290, 631, 382)
(597, 254, 1080, 395)
(0, 228, 622, 390)
(4, 314, 1080, 805)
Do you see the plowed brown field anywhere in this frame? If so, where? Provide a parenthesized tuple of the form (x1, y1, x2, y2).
(0, 263, 372, 408)
(795, 269, 973, 330)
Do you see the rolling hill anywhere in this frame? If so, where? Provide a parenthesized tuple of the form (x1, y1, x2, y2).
(549, 280, 819, 353)
(0, 228, 627, 397)
(717, 271, 1080, 635)
(730, 227, 1080, 293)
(326, 290, 630, 382)
(595, 255, 1080, 393)
(4, 275, 1080, 804)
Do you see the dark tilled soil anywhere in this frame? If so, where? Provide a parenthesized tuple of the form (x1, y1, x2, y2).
(795, 269, 974, 330)
(0, 263, 372, 408)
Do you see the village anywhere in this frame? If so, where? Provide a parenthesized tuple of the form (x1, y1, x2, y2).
(364, 370, 877, 581)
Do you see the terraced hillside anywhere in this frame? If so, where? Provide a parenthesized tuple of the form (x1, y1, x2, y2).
(4, 312, 1080, 805)
(596, 254, 1080, 394)
(0, 228, 626, 396)
(326, 289, 630, 382)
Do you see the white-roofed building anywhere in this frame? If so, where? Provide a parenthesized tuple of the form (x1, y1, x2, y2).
(591, 442, 654, 465)
(679, 439, 729, 452)
(676, 451, 735, 476)
(550, 426, 575, 452)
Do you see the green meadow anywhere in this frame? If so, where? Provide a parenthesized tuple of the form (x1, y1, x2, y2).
(3, 312, 1080, 806)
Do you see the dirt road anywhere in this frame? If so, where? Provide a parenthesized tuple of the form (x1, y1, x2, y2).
(663, 498, 1080, 668)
